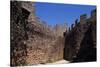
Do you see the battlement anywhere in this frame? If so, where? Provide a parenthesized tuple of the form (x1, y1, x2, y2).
(68, 9, 96, 33)
(91, 9, 96, 17)
(71, 24, 74, 29)
(21, 2, 34, 13)
(91, 9, 96, 21)
(80, 14, 87, 23)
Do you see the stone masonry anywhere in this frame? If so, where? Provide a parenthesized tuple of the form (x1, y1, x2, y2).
(10, 1, 96, 66)
(10, 1, 66, 66)
(64, 9, 96, 62)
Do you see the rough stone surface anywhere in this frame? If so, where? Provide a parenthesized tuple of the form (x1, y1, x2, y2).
(10, 1, 96, 66)
(10, 1, 66, 66)
(64, 9, 96, 62)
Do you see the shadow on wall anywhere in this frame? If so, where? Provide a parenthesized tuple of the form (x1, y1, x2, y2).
(72, 23, 96, 62)
(63, 9, 96, 62)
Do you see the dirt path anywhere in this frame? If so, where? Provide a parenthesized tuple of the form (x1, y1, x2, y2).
(37, 60, 70, 66)
(46, 60, 70, 64)
(52, 60, 70, 64)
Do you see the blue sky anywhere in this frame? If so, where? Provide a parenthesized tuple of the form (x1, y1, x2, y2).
(34, 2, 96, 27)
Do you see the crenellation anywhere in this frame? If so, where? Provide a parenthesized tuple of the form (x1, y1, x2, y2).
(11, 1, 65, 66)
(80, 14, 87, 24)
(64, 9, 96, 62)
(11, 1, 96, 65)
(21, 1, 34, 13)
(91, 9, 96, 21)
(75, 19, 78, 25)
(71, 24, 74, 29)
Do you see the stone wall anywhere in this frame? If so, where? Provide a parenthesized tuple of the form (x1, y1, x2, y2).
(10, 1, 65, 66)
(64, 9, 96, 62)
(10, 1, 96, 65)
(10, 1, 30, 66)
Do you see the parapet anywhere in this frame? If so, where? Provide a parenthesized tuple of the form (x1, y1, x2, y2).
(71, 24, 74, 29)
(91, 9, 96, 21)
(21, 2, 34, 13)
(80, 14, 87, 23)
(75, 19, 78, 25)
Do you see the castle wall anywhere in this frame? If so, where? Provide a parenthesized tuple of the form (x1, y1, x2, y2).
(10, 1, 30, 66)
(64, 9, 96, 62)
(11, 1, 65, 66)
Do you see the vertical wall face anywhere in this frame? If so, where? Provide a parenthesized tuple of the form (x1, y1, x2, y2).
(91, 9, 96, 48)
(54, 24, 67, 37)
(21, 1, 36, 22)
(91, 9, 96, 22)
(64, 9, 96, 62)
(10, 1, 32, 66)
(11, 1, 96, 65)
(11, 1, 65, 66)
(80, 14, 87, 24)
(73, 23, 96, 62)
